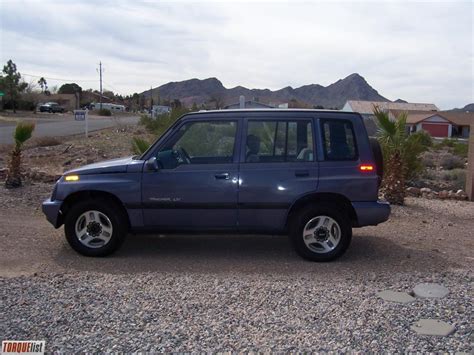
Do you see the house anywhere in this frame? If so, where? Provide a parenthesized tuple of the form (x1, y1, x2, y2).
(342, 100, 439, 136)
(224, 95, 274, 109)
(342, 100, 439, 114)
(152, 105, 171, 117)
(399, 111, 474, 138)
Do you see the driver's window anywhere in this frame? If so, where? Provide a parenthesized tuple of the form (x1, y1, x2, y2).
(157, 120, 237, 169)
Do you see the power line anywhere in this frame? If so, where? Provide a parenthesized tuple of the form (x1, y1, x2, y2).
(22, 72, 98, 83)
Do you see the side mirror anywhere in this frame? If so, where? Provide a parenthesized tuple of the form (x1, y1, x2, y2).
(145, 157, 159, 171)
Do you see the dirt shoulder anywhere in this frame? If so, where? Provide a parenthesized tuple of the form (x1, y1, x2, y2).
(0, 179, 472, 277)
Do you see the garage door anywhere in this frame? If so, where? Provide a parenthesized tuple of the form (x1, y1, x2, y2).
(421, 123, 449, 137)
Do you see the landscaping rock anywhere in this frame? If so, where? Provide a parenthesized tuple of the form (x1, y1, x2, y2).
(438, 190, 449, 199)
(411, 319, 455, 336)
(413, 283, 449, 298)
(420, 187, 432, 194)
(376, 290, 416, 303)
(406, 187, 421, 196)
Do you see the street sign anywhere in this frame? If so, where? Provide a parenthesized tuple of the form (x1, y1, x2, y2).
(0, 91, 4, 97)
(74, 110, 86, 121)
(74, 109, 89, 138)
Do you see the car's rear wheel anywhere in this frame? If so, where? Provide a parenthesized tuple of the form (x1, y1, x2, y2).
(64, 199, 127, 256)
(289, 205, 352, 261)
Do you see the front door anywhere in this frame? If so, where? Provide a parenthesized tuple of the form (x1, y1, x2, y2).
(141, 118, 241, 230)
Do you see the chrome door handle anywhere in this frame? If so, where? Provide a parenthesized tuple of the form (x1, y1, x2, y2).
(214, 173, 230, 180)
(295, 170, 309, 177)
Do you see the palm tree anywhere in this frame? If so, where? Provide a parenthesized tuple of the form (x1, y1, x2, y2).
(373, 106, 427, 205)
(5, 122, 35, 188)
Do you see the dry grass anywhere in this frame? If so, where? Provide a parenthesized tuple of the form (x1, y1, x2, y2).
(31, 136, 63, 148)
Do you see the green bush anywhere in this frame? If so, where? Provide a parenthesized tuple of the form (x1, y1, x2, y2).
(412, 130, 433, 148)
(452, 142, 468, 158)
(441, 138, 456, 147)
(98, 108, 112, 116)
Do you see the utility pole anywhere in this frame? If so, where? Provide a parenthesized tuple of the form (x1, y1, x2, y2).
(99, 61, 103, 110)
(150, 86, 154, 113)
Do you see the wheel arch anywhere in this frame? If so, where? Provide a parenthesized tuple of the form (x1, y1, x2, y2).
(59, 190, 130, 229)
(286, 192, 358, 228)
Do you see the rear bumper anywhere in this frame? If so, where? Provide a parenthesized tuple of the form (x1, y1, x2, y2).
(42, 198, 63, 228)
(352, 200, 391, 227)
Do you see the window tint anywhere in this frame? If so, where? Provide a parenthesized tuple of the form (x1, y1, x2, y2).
(246, 120, 314, 163)
(157, 121, 237, 168)
(321, 120, 357, 160)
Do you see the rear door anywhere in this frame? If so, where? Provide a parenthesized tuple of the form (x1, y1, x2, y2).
(237, 115, 319, 232)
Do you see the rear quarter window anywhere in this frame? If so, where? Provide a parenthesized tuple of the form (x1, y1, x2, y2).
(321, 119, 358, 161)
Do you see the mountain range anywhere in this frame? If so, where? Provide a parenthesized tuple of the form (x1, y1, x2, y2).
(144, 73, 389, 109)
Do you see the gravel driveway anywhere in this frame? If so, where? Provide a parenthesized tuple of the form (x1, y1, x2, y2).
(0, 183, 472, 352)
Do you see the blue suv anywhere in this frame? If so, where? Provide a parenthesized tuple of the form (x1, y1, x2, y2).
(42, 109, 390, 261)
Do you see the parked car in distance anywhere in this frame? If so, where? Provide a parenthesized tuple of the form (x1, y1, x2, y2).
(39, 102, 65, 113)
(42, 109, 390, 261)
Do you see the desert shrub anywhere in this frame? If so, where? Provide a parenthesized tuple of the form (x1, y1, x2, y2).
(131, 137, 151, 155)
(139, 107, 189, 136)
(420, 169, 436, 180)
(420, 151, 436, 168)
(452, 142, 468, 158)
(439, 153, 465, 170)
(98, 108, 112, 116)
(440, 169, 466, 190)
(32, 136, 62, 147)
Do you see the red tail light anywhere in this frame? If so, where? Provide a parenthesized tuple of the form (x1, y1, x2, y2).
(359, 164, 375, 172)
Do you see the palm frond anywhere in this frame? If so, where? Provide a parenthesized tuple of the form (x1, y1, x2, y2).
(14, 122, 35, 147)
(373, 106, 396, 138)
(131, 137, 151, 155)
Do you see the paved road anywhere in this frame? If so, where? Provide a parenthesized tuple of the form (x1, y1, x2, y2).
(0, 115, 140, 144)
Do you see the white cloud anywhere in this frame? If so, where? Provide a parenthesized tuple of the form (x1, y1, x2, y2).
(1, 0, 472, 109)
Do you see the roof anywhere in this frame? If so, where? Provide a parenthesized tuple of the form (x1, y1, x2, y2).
(345, 100, 439, 114)
(223, 100, 274, 109)
(437, 111, 474, 126)
(404, 113, 438, 124)
(396, 111, 474, 126)
(189, 108, 347, 115)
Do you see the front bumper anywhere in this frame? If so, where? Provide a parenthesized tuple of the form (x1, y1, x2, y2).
(42, 198, 63, 228)
(352, 200, 391, 227)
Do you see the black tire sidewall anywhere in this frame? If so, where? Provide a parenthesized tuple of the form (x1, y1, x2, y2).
(290, 205, 352, 262)
(64, 199, 127, 257)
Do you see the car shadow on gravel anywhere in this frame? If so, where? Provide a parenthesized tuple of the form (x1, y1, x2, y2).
(51, 232, 456, 276)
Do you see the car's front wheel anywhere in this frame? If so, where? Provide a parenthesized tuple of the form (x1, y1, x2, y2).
(64, 199, 127, 256)
(289, 205, 352, 261)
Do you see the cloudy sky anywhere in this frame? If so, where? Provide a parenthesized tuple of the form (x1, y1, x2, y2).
(1, 0, 472, 109)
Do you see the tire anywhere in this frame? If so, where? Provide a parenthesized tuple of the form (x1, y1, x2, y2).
(369, 138, 384, 180)
(289, 205, 352, 262)
(64, 199, 128, 257)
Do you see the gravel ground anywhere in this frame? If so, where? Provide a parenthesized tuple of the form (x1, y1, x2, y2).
(0, 182, 473, 352)
(0, 271, 472, 352)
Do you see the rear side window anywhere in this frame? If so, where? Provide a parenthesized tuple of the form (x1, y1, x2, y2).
(321, 119, 357, 160)
(246, 120, 314, 163)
